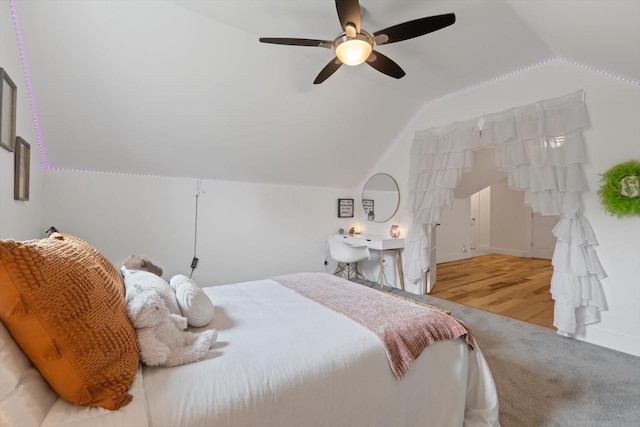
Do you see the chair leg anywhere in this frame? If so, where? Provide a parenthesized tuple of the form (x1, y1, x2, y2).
(333, 264, 342, 276)
(335, 263, 367, 285)
(354, 263, 367, 286)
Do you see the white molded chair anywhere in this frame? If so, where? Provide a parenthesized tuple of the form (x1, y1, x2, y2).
(327, 235, 370, 284)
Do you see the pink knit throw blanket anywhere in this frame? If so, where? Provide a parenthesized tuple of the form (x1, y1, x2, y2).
(271, 272, 473, 379)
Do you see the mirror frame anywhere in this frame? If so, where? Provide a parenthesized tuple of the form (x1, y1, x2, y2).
(361, 173, 400, 223)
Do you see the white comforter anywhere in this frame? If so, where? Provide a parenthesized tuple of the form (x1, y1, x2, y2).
(42, 279, 500, 427)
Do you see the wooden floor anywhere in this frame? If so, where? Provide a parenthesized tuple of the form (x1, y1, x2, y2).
(431, 254, 554, 329)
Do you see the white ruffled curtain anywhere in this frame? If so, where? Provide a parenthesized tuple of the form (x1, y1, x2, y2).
(406, 90, 606, 336)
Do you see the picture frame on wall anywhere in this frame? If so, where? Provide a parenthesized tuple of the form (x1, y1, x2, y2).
(0, 68, 17, 152)
(338, 198, 354, 218)
(14, 136, 30, 201)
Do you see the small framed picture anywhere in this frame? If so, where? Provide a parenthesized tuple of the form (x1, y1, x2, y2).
(0, 68, 17, 152)
(338, 198, 354, 218)
(14, 136, 30, 201)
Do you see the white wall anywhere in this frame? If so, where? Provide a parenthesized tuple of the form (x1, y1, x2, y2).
(437, 178, 533, 263)
(0, 0, 44, 240)
(439, 177, 533, 263)
(43, 170, 355, 285)
(477, 187, 491, 251)
(436, 198, 472, 263)
(364, 61, 640, 356)
(489, 178, 532, 257)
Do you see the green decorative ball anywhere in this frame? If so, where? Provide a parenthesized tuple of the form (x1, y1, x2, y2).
(598, 160, 640, 217)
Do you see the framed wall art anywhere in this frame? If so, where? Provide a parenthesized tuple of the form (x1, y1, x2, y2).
(0, 68, 17, 152)
(338, 198, 354, 218)
(14, 136, 30, 201)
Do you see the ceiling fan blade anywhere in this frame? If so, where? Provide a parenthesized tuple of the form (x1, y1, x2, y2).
(314, 57, 343, 84)
(335, 0, 361, 35)
(373, 13, 455, 45)
(259, 38, 333, 49)
(366, 50, 405, 79)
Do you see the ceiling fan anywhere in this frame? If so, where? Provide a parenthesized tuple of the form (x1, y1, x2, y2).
(259, 0, 455, 84)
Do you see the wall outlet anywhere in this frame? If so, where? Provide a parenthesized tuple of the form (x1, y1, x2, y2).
(462, 244, 467, 253)
(322, 257, 328, 266)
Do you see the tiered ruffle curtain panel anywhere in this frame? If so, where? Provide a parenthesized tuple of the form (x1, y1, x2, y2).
(406, 90, 606, 336)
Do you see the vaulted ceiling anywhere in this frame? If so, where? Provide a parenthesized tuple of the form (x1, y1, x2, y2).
(10, 0, 640, 188)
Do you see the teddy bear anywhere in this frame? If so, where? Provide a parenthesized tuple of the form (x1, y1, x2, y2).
(122, 254, 163, 277)
(121, 254, 216, 328)
(121, 254, 182, 317)
(126, 288, 218, 367)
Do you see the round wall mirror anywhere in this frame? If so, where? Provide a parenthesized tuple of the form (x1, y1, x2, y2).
(362, 173, 400, 223)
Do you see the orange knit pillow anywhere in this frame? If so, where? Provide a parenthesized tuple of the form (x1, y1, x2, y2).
(0, 233, 139, 410)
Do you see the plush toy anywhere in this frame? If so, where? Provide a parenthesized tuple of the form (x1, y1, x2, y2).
(170, 274, 215, 327)
(126, 288, 218, 367)
(122, 254, 163, 277)
(121, 255, 182, 316)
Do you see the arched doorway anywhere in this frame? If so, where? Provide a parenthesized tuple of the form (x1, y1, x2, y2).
(405, 90, 606, 337)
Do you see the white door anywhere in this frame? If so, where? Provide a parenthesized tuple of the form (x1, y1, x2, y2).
(426, 224, 438, 293)
(470, 193, 479, 249)
(531, 213, 559, 259)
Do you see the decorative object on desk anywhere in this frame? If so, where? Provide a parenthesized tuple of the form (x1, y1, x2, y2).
(338, 198, 354, 218)
(362, 173, 400, 223)
(353, 223, 362, 234)
(598, 160, 640, 217)
(390, 225, 400, 238)
(348, 227, 355, 235)
(0, 68, 17, 152)
(14, 137, 30, 201)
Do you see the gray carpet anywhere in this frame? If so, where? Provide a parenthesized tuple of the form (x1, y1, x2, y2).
(384, 286, 640, 427)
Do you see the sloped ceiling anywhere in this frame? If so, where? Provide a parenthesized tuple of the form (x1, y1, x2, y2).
(9, 0, 640, 188)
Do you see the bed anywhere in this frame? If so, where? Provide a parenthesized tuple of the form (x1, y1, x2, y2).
(0, 234, 500, 427)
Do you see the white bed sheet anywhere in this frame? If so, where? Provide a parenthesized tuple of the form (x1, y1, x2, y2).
(41, 369, 149, 427)
(142, 279, 500, 427)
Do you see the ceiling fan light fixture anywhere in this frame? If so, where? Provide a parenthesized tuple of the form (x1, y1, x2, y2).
(259, 6, 457, 83)
(334, 33, 373, 66)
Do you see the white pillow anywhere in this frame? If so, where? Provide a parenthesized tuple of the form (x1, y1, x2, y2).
(121, 267, 181, 315)
(169, 275, 215, 327)
(0, 321, 57, 427)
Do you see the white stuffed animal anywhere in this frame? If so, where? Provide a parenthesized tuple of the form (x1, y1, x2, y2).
(127, 289, 218, 367)
(170, 274, 215, 327)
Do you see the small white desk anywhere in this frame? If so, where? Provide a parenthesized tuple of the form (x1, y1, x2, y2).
(338, 234, 405, 291)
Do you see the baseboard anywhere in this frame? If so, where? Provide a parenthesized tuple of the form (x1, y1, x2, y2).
(488, 247, 531, 258)
(436, 252, 472, 264)
(576, 325, 640, 357)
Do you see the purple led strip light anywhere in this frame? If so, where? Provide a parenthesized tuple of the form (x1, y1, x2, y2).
(9, 0, 49, 169)
(357, 56, 640, 190)
(8, 1, 638, 181)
